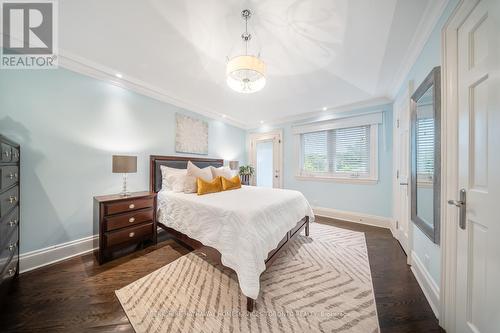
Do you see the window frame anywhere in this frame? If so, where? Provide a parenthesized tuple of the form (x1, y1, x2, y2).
(294, 113, 381, 184)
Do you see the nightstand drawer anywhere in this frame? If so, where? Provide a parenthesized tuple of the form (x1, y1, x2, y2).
(105, 222, 153, 248)
(105, 208, 154, 231)
(0, 166, 19, 191)
(0, 186, 18, 219)
(104, 197, 154, 216)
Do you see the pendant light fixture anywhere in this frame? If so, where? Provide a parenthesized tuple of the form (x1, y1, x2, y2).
(226, 9, 266, 94)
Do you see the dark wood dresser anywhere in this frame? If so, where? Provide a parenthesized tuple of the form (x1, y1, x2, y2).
(93, 191, 156, 264)
(0, 135, 20, 292)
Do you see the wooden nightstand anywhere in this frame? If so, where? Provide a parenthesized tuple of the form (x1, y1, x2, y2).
(93, 191, 157, 264)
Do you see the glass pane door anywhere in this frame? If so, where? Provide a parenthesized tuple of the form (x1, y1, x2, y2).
(256, 140, 273, 187)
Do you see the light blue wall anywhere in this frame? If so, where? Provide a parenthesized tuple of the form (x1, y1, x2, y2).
(0, 68, 246, 254)
(394, 0, 460, 287)
(250, 103, 393, 218)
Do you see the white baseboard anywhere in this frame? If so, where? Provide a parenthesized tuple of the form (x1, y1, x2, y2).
(19, 235, 99, 274)
(410, 251, 440, 318)
(313, 206, 392, 229)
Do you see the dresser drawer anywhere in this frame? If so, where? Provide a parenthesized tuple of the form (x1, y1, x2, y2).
(0, 165, 19, 191)
(0, 229, 18, 273)
(1, 143, 11, 162)
(105, 222, 153, 248)
(0, 207, 18, 248)
(105, 208, 154, 232)
(0, 186, 18, 219)
(104, 197, 154, 216)
(1, 258, 18, 282)
(10, 147, 19, 162)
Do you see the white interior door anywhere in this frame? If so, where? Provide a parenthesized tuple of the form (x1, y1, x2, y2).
(454, 1, 500, 332)
(249, 131, 283, 188)
(393, 82, 413, 256)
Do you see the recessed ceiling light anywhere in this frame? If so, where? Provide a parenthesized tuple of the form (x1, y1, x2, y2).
(322, 107, 328, 111)
(115, 73, 123, 78)
(221, 114, 227, 118)
(260, 120, 264, 124)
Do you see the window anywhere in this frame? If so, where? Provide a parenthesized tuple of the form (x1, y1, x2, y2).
(294, 112, 381, 183)
(416, 118, 434, 183)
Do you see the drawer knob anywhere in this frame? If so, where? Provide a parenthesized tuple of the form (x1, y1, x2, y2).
(129, 217, 135, 223)
(8, 267, 16, 276)
(8, 173, 14, 179)
(8, 243, 16, 252)
(9, 196, 18, 204)
(129, 204, 135, 209)
(4, 151, 10, 157)
(129, 232, 135, 238)
(9, 219, 18, 227)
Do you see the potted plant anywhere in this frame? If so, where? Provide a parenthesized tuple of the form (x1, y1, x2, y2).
(239, 165, 255, 185)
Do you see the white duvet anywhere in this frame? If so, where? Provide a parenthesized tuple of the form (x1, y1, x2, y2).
(157, 185, 315, 299)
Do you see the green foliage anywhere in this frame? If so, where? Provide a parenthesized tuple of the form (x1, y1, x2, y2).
(239, 165, 255, 176)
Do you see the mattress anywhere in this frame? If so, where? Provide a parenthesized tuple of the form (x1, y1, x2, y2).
(157, 185, 315, 299)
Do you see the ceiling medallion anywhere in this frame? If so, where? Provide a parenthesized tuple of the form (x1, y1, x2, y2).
(226, 9, 266, 94)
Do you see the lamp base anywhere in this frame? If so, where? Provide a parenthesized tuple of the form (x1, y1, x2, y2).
(120, 173, 131, 197)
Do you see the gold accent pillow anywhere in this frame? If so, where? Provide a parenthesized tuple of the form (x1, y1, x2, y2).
(197, 176, 222, 195)
(221, 175, 242, 191)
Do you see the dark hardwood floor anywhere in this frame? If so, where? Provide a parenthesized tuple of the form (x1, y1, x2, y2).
(0, 217, 443, 332)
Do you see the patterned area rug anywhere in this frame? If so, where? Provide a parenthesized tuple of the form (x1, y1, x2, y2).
(115, 223, 380, 332)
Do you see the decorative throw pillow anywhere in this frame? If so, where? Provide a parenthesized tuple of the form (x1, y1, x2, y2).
(221, 175, 242, 191)
(197, 176, 222, 195)
(160, 165, 187, 190)
(184, 161, 213, 193)
(211, 166, 233, 179)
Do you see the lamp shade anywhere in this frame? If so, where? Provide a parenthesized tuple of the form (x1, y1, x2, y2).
(112, 155, 137, 173)
(229, 160, 239, 170)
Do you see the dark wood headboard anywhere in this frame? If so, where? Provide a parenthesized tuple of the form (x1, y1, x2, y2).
(149, 155, 224, 192)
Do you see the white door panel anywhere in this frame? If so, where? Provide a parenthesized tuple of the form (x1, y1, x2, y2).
(393, 82, 413, 256)
(249, 131, 283, 188)
(455, 1, 500, 332)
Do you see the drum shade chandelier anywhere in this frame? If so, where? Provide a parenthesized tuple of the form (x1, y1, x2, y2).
(226, 9, 266, 94)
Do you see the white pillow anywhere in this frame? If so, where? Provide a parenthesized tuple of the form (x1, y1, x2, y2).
(184, 161, 213, 193)
(211, 166, 233, 179)
(166, 174, 186, 192)
(160, 165, 187, 190)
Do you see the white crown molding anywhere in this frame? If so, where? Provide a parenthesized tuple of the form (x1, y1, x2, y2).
(410, 250, 441, 318)
(252, 96, 393, 129)
(388, 0, 450, 98)
(57, 50, 248, 129)
(313, 206, 392, 229)
(58, 50, 393, 130)
(19, 235, 99, 274)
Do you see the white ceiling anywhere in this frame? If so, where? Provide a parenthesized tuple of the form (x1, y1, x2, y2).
(59, 0, 446, 128)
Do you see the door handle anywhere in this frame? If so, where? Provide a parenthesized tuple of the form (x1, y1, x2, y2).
(399, 182, 408, 186)
(447, 188, 466, 230)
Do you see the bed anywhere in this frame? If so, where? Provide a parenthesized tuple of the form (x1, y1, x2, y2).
(149, 155, 314, 311)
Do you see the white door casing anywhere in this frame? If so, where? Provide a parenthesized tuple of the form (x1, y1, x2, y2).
(248, 130, 283, 188)
(454, 0, 500, 332)
(393, 81, 414, 259)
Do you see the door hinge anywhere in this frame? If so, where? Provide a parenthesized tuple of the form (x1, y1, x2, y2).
(396, 170, 399, 179)
(396, 220, 399, 229)
(397, 119, 400, 128)
(278, 139, 281, 144)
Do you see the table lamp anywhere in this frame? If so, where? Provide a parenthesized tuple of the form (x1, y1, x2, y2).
(112, 155, 137, 196)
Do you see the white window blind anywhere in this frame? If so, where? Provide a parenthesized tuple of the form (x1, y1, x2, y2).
(416, 118, 434, 180)
(300, 125, 373, 179)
